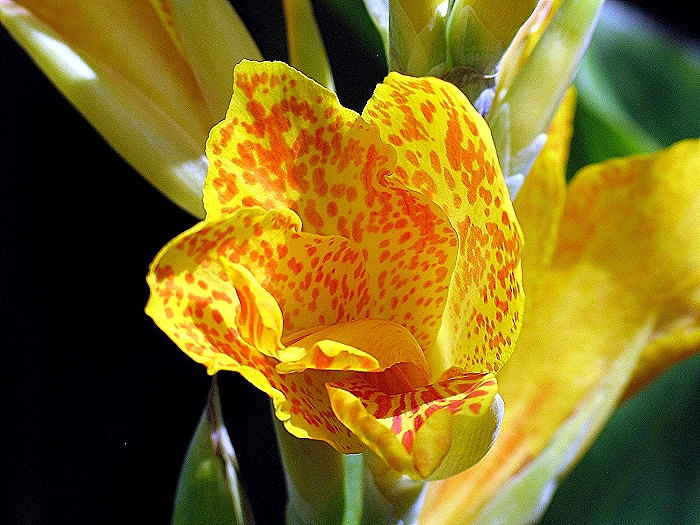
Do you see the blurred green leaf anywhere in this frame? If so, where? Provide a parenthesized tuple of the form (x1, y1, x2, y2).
(172, 376, 253, 525)
(568, 1, 700, 177)
(319, 0, 386, 59)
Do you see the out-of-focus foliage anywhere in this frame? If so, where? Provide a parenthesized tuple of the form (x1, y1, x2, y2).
(568, 1, 700, 176)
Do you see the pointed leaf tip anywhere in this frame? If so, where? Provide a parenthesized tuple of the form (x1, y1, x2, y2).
(172, 377, 254, 525)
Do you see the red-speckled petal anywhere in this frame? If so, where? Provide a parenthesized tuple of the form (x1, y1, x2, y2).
(363, 73, 524, 377)
(360, 183, 459, 361)
(206, 60, 462, 360)
(205, 59, 395, 227)
(273, 368, 364, 453)
(145, 206, 371, 451)
(327, 372, 501, 480)
(146, 207, 375, 367)
(149, 245, 365, 451)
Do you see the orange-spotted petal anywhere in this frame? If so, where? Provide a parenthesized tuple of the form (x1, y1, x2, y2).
(151, 205, 377, 342)
(363, 73, 523, 378)
(147, 208, 280, 374)
(206, 60, 465, 362)
(271, 368, 364, 453)
(205, 60, 394, 223)
(327, 372, 501, 480)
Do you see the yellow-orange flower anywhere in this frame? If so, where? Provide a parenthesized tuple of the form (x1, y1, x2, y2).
(146, 60, 524, 480)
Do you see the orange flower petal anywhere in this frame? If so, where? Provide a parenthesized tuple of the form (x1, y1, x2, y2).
(206, 60, 467, 368)
(327, 372, 501, 479)
(363, 73, 523, 378)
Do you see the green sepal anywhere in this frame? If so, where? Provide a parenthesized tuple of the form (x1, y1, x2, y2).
(172, 376, 253, 525)
(274, 419, 427, 525)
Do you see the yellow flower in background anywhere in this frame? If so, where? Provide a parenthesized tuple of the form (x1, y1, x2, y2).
(420, 91, 700, 524)
(146, 59, 524, 481)
(0, 0, 262, 218)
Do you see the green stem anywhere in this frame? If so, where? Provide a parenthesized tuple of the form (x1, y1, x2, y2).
(273, 413, 361, 524)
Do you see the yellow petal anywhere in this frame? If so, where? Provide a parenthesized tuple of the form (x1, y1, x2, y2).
(623, 295, 700, 400)
(205, 60, 394, 221)
(206, 60, 464, 372)
(282, 0, 335, 91)
(147, 205, 380, 355)
(363, 73, 523, 379)
(513, 87, 575, 302)
(219, 261, 286, 360)
(146, 207, 286, 373)
(279, 319, 429, 382)
(145, 206, 367, 451)
(421, 138, 700, 524)
(467, 325, 649, 525)
(327, 372, 501, 480)
(152, 0, 263, 120)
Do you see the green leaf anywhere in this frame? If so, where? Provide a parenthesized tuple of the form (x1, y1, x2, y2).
(172, 376, 253, 525)
(568, 1, 700, 177)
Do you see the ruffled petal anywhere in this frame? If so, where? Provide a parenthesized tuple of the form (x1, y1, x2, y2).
(363, 73, 523, 378)
(205, 60, 394, 222)
(146, 206, 377, 367)
(421, 138, 700, 524)
(327, 372, 501, 480)
(206, 60, 463, 362)
(279, 319, 429, 381)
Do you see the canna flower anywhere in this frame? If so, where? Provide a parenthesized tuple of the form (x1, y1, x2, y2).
(420, 91, 700, 524)
(146, 59, 525, 481)
(0, 0, 262, 218)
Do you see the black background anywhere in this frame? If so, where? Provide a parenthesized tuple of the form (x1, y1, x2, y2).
(1, 2, 699, 524)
